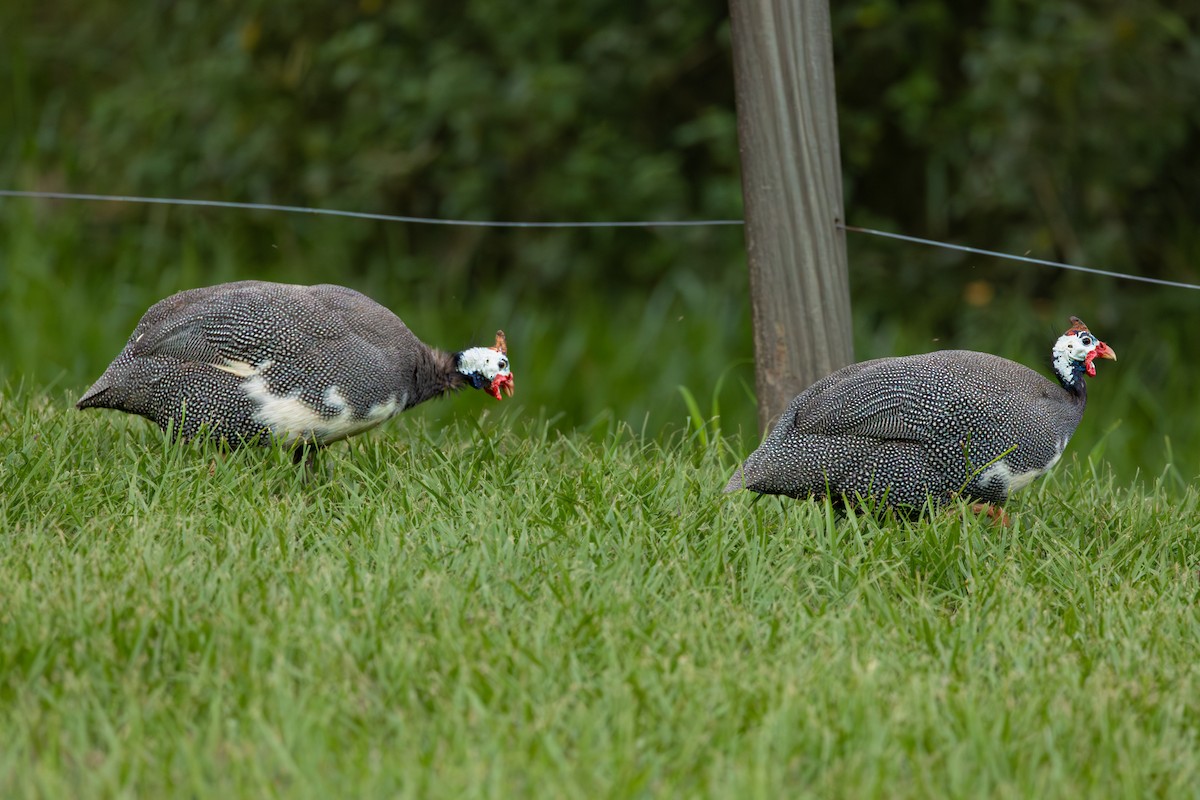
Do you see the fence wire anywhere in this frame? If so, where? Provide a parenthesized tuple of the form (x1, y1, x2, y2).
(2, 189, 1197, 291)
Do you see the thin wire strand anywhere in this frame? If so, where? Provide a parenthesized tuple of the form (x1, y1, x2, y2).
(3, 188, 1197, 291)
(841, 224, 1200, 291)
(0, 190, 743, 228)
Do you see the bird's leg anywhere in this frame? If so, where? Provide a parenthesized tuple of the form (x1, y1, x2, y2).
(946, 487, 1012, 527)
(292, 442, 327, 480)
(293, 443, 315, 469)
(969, 502, 1011, 527)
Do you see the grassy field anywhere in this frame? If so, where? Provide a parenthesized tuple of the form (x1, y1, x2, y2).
(2, 385, 1198, 798)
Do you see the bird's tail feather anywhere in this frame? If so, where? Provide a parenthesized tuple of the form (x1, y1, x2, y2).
(723, 464, 753, 494)
(76, 379, 115, 410)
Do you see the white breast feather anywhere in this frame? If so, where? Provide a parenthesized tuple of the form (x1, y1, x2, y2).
(243, 376, 402, 444)
(324, 385, 350, 410)
(980, 444, 1065, 495)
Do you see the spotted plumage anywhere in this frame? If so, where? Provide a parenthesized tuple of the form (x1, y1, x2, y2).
(725, 317, 1115, 514)
(77, 280, 514, 449)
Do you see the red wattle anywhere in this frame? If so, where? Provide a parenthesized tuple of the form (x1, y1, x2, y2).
(489, 374, 514, 400)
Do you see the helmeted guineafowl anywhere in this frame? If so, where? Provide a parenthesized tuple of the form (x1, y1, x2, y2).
(77, 280, 514, 452)
(724, 316, 1115, 515)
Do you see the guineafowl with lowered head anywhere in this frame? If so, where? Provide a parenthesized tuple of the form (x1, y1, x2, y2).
(78, 280, 514, 455)
(724, 317, 1115, 516)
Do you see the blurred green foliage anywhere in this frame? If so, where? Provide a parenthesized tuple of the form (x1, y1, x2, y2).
(1, 0, 1197, 481)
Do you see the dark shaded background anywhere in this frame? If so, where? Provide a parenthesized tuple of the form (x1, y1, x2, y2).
(2, 0, 1197, 482)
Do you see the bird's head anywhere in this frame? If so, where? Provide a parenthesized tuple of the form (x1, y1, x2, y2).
(1052, 316, 1116, 384)
(456, 330, 515, 400)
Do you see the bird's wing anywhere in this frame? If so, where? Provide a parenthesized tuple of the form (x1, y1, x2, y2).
(783, 352, 1043, 444)
(126, 282, 350, 369)
(784, 357, 941, 442)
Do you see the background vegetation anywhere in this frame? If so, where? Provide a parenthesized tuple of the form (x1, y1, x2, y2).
(2, 0, 1198, 481)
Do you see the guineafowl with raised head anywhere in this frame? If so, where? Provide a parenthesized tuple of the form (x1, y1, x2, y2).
(724, 317, 1115, 516)
(78, 280, 514, 454)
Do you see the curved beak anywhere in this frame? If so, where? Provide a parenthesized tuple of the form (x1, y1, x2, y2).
(488, 373, 514, 401)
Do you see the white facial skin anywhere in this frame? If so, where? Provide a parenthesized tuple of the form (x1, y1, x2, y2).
(1052, 330, 1110, 382)
(457, 347, 511, 382)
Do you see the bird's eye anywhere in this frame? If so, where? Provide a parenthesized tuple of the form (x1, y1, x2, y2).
(1081, 336, 1093, 346)
(498, 359, 508, 370)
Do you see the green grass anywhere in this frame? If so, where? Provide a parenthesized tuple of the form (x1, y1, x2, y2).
(2, 385, 1199, 798)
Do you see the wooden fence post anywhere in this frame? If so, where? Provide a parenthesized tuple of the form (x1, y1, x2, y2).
(728, 0, 854, 432)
